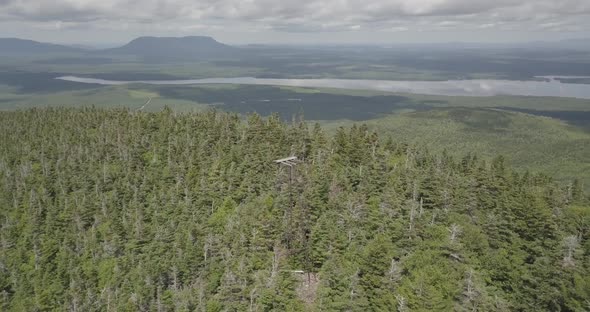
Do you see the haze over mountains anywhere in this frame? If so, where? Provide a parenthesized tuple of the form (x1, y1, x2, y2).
(2, 36, 590, 57)
(0, 36, 236, 60)
(0, 38, 82, 54)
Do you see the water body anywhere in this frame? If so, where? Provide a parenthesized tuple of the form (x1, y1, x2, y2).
(538, 75, 590, 80)
(56, 76, 590, 99)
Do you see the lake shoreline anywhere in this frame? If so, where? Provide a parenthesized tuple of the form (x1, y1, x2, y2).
(56, 75, 590, 99)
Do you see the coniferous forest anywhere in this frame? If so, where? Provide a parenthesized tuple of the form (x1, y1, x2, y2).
(0, 108, 589, 311)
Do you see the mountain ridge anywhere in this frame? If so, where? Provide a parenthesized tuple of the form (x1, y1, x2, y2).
(102, 35, 238, 59)
(0, 36, 238, 59)
(0, 38, 83, 54)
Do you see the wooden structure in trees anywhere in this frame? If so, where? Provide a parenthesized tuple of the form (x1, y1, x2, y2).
(274, 156, 313, 283)
(274, 156, 298, 166)
(275, 156, 299, 212)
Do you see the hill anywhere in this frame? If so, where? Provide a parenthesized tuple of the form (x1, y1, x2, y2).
(0, 108, 588, 311)
(358, 107, 590, 190)
(104, 36, 239, 60)
(0, 38, 82, 54)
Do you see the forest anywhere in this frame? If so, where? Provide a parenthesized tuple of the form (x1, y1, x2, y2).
(0, 108, 589, 311)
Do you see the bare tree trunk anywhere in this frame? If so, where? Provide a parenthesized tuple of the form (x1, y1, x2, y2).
(448, 224, 462, 244)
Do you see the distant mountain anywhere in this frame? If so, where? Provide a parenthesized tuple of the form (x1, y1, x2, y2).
(0, 38, 82, 54)
(104, 36, 239, 60)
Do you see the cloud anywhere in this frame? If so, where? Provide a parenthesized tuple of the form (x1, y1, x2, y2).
(0, 0, 588, 33)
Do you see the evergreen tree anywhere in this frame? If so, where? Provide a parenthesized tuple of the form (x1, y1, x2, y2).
(0, 108, 585, 311)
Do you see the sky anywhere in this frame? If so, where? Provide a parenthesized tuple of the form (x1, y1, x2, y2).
(0, 0, 588, 46)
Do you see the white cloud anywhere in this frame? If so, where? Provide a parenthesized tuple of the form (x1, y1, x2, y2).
(0, 0, 588, 42)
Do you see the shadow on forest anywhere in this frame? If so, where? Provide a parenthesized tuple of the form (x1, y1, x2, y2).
(0, 71, 186, 94)
(154, 85, 437, 120)
(406, 107, 514, 133)
(448, 108, 512, 131)
(0, 71, 97, 93)
(32, 58, 117, 65)
(499, 107, 590, 130)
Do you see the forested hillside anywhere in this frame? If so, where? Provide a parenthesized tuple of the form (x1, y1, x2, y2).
(0, 108, 588, 311)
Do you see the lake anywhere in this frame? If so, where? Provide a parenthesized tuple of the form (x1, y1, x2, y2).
(56, 76, 590, 99)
